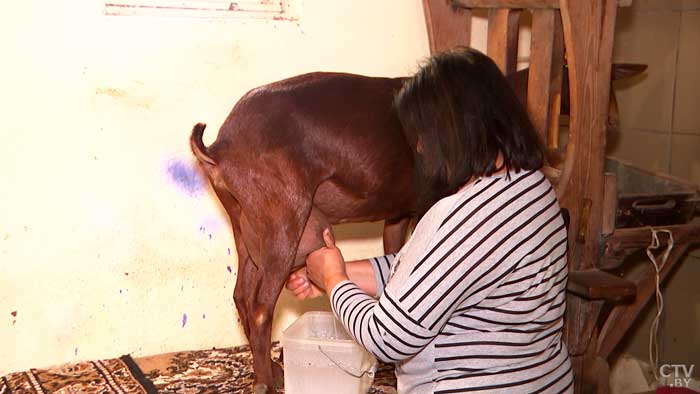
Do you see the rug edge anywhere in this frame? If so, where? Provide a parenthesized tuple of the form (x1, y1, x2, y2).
(119, 355, 159, 394)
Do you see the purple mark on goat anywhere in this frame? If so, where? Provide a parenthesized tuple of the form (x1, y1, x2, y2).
(182, 313, 188, 328)
(166, 159, 205, 196)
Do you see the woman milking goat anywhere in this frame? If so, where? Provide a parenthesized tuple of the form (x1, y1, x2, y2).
(287, 48, 574, 394)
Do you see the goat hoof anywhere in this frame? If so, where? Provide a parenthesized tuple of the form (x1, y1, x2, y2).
(253, 383, 268, 394)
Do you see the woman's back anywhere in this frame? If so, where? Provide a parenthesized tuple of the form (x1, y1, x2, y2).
(377, 169, 572, 394)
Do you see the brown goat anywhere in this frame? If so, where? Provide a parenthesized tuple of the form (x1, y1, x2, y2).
(190, 64, 645, 393)
(191, 72, 414, 393)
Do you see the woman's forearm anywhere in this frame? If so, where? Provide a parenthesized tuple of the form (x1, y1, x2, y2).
(344, 259, 378, 297)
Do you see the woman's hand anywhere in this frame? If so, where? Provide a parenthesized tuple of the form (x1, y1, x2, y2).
(285, 268, 324, 300)
(305, 228, 349, 292)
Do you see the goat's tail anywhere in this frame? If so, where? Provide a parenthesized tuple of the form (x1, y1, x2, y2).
(190, 123, 217, 166)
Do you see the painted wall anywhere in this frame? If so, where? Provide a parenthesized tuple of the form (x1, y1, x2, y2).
(0, 0, 533, 376)
(0, 0, 438, 375)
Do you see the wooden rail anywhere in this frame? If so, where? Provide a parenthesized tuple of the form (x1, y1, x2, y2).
(453, 0, 560, 9)
(601, 222, 700, 270)
(452, 0, 633, 10)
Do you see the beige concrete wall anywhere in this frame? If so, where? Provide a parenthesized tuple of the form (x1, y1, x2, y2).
(608, 0, 700, 379)
(0, 0, 438, 375)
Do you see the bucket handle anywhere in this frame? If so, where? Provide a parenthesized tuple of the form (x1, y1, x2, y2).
(317, 346, 377, 379)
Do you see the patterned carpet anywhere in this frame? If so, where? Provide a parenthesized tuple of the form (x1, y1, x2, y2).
(143, 342, 397, 394)
(1, 343, 396, 394)
(0, 355, 157, 394)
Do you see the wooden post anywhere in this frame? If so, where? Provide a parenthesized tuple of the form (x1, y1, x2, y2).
(558, 1, 617, 392)
(527, 9, 557, 143)
(423, 0, 472, 53)
(487, 8, 521, 75)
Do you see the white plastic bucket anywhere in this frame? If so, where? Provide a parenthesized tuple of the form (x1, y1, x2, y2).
(282, 311, 377, 394)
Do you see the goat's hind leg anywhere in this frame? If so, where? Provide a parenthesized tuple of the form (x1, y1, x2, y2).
(212, 187, 255, 341)
(212, 187, 278, 389)
(235, 192, 313, 393)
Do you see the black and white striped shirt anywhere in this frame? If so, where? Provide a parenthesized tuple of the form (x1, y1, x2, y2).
(330, 169, 573, 394)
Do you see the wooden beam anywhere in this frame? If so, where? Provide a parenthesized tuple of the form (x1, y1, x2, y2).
(601, 173, 617, 236)
(527, 9, 556, 142)
(487, 8, 521, 75)
(567, 269, 636, 301)
(601, 222, 700, 270)
(452, 0, 634, 9)
(546, 11, 564, 149)
(453, 0, 560, 8)
(423, 0, 472, 54)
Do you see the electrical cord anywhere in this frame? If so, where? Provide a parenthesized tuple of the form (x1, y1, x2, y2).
(646, 228, 674, 384)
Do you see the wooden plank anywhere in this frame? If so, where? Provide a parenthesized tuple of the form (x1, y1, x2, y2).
(567, 269, 636, 301)
(558, 2, 615, 391)
(565, 297, 604, 356)
(423, 0, 472, 54)
(453, 0, 560, 8)
(487, 8, 521, 75)
(601, 222, 700, 270)
(527, 9, 555, 142)
(584, 356, 611, 394)
(558, 0, 615, 271)
(602, 173, 617, 236)
(597, 244, 691, 359)
(581, 0, 618, 268)
(547, 11, 564, 149)
(452, 0, 633, 8)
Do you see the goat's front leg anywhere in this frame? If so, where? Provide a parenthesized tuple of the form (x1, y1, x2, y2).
(383, 216, 411, 254)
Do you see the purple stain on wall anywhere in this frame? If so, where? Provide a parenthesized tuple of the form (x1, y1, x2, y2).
(182, 313, 188, 328)
(75, 348, 78, 356)
(202, 313, 206, 319)
(227, 266, 232, 273)
(11, 310, 17, 326)
(166, 159, 205, 197)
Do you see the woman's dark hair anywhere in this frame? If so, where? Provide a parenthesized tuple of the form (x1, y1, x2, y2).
(394, 47, 544, 218)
